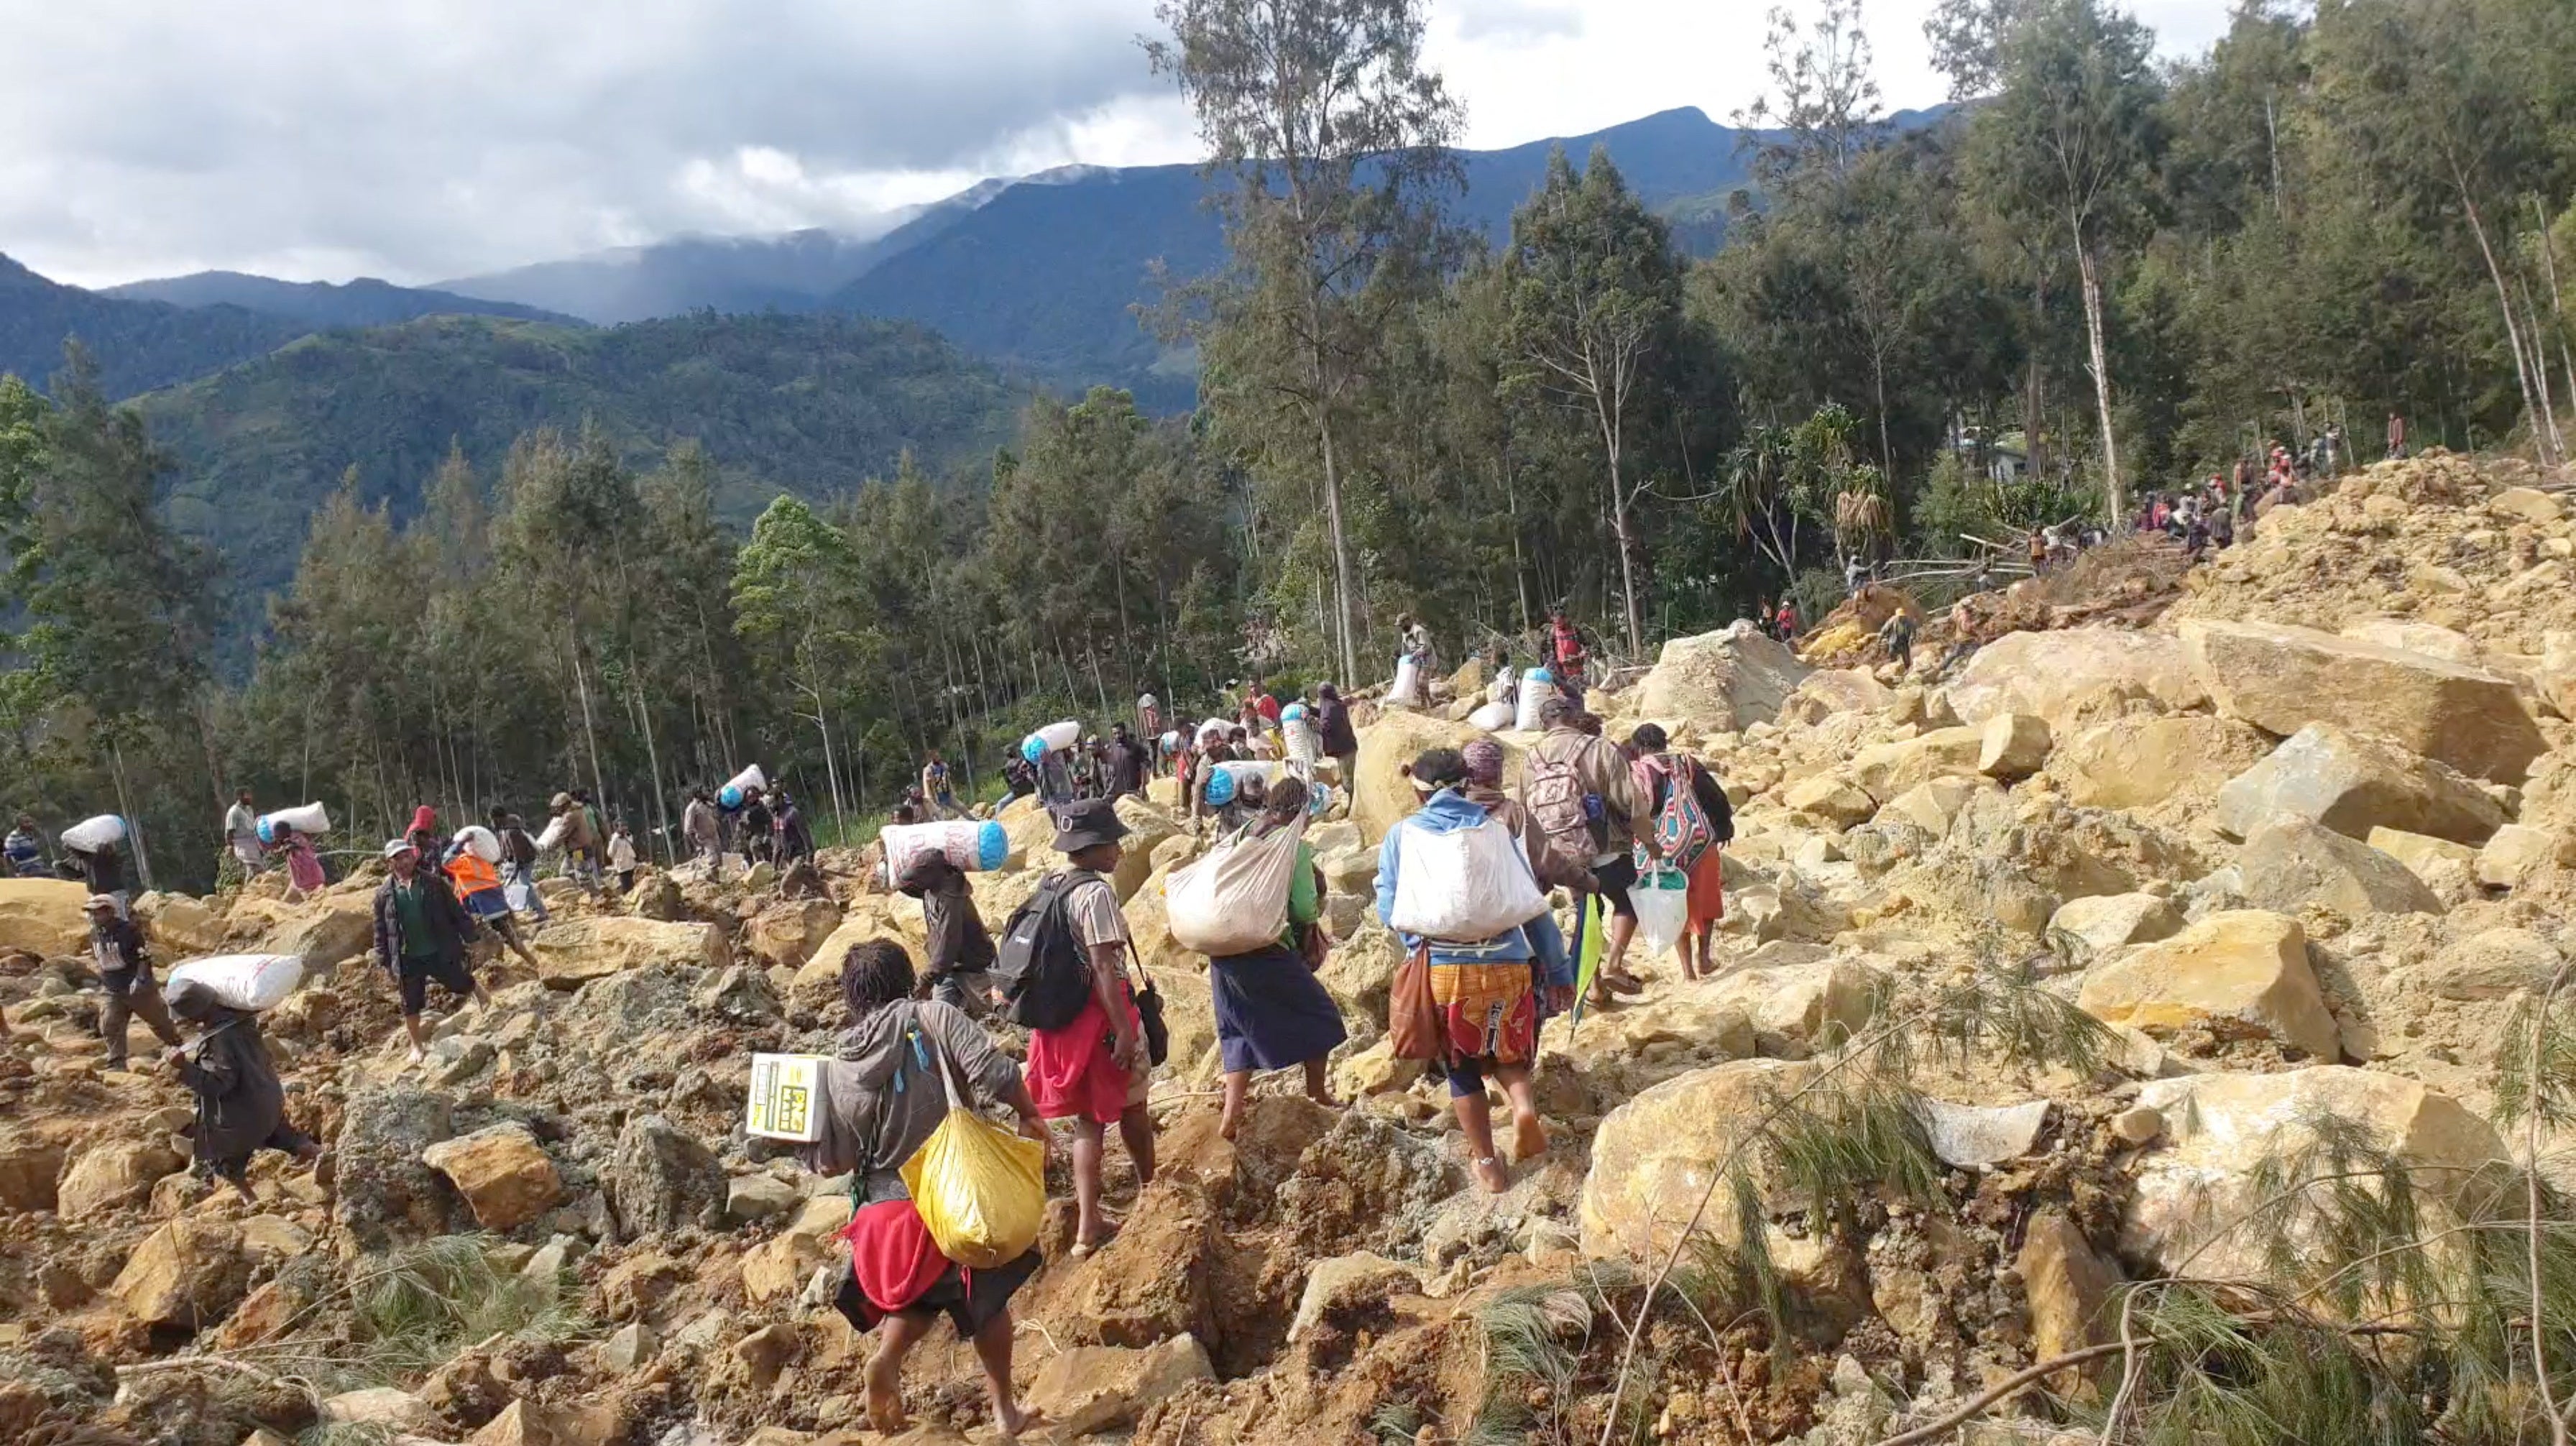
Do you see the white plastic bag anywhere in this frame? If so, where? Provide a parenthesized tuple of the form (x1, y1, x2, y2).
(1033, 719, 1081, 753)
(1468, 701, 1515, 732)
(165, 954, 303, 1013)
(1387, 816, 1549, 942)
(1167, 823, 1305, 957)
(453, 825, 502, 863)
(535, 815, 568, 851)
(1388, 655, 1422, 708)
(1515, 668, 1555, 732)
(1632, 867, 1690, 962)
(62, 814, 126, 852)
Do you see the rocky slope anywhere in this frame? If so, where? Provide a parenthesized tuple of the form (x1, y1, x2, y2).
(5, 448, 2575, 1446)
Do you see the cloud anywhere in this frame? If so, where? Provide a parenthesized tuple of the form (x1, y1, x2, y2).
(1, 0, 1182, 286)
(3, 0, 2241, 289)
(1453, 0, 1584, 45)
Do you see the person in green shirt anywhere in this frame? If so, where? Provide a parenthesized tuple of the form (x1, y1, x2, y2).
(1205, 777, 1346, 1141)
(371, 838, 491, 1064)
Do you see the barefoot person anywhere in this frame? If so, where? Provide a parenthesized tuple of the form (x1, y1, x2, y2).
(1379, 747, 1573, 1193)
(804, 941, 1049, 1438)
(1629, 724, 1734, 982)
(371, 838, 492, 1063)
(162, 976, 321, 1206)
(1015, 798, 1157, 1256)
(1207, 778, 1346, 1140)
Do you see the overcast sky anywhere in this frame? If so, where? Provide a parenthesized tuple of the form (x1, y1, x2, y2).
(3, 0, 2235, 290)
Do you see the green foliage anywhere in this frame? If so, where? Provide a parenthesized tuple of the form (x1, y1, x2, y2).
(351, 1233, 590, 1381)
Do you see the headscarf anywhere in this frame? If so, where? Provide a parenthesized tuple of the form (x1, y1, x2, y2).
(1463, 738, 1506, 788)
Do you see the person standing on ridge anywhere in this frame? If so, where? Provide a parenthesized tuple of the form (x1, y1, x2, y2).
(221, 789, 264, 883)
(1312, 684, 1358, 791)
(494, 809, 548, 922)
(1103, 722, 1151, 802)
(608, 821, 639, 893)
(4, 814, 44, 878)
(921, 750, 960, 821)
(683, 788, 722, 871)
(373, 837, 491, 1064)
(88, 893, 181, 1072)
(1545, 606, 1591, 699)
(1013, 799, 1156, 1257)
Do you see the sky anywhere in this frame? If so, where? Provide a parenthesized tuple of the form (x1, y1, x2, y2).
(1, 0, 2236, 291)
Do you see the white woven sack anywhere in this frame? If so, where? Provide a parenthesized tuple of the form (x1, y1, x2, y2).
(166, 954, 303, 1012)
(1468, 701, 1514, 732)
(1166, 824, 1305, 957)
(62, 814, 125, 852)
(1387, 816, 1549, 942)
(454, 826, 502, 862)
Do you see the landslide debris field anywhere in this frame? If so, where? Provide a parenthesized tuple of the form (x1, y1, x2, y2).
(10, 450, 2576, 1446)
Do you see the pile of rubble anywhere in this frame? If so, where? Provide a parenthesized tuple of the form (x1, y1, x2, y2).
(4, 448, 2575, 1445)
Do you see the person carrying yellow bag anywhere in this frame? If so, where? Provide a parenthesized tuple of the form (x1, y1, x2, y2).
(800, 940, 1052, 1438)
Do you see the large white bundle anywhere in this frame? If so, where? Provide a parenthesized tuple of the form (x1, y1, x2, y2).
(1468, 701, 1516, 732)
(1215, 759, 1278, 787)
(166, 954, 303, 1013)
(1514, 668, 1556, 732)
(453, 825, 502, 863)
(1165, 823, 1305, 957)
(883, 819, 1009, 877)
(1387, 816, 1549, 942)
(1387, 655, 1423, 707)
(723, 764, 768, 798)
(1197, 717, 1233, 745)
(61, 814, 125, 852)
(1033, 719, 1082, 753)
(256, 802, 331, 844)
(535, 815, 568, 851)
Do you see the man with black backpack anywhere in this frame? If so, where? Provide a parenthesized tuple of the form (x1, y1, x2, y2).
(992, 798, 1158, 1258)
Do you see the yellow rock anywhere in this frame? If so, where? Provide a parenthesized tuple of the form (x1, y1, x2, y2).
(0, 878, 91, 957)
(2076, 910, 2340, 1059)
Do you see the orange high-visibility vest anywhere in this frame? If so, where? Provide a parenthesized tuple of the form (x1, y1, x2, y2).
(448, 849, 502, 898)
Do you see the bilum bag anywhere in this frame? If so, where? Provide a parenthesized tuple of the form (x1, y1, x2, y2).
(1165, 820, 1305, 957)
(1386, 814, 1549, 943)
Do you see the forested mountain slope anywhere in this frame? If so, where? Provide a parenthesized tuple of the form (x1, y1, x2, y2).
(138, 310, 1026, 607)
(104, 270, 581, 329)
(0, 253, 307, 398)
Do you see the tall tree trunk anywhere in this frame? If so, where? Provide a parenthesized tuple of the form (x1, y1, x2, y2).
(1315, 408, 1358, 685)
(2074, 238, 2125, 525)
(2460, 185, 2556, 468)
(108, 735, 152, 893)
(566, 620, 610, 820)
(630, 673, 671, 865)
(2024, 272, 2049, 483)
(2540, 198, 2576, 440)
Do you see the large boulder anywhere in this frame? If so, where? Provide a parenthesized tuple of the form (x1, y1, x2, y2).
(739, 898, 842, 970)
(2422, 927, 2562, 1000)
(2018, 1210, 2124, 1387)
(421, 1123, 563, 1231)
(0, 878, 89, 957)
(2237, 816, 2444, 917)
(2046, 893, 2184, 968)
(1351, 711, 1523, 847)
(2214, 724, 2506, 845)
(2075, 910, 2341, 1059)
(530, 917, 727, 988)
(1847, 728, 1983, 801)
(1946, 628, 2204, 730)
(334, 1088, 460, 1251)
(58, 1139, 188, 1220)
(1024, 1334, 1214, 1437)
(133, 891, 226, 956)
(2179, 618, 2547, 783)
(240, 893, 378, 969)
(1688, 957, 1886, 1059)
(1580, 1059, 1816, 1261)
(0, 1137, 65, 1211)
(2124, 1067, 2507, 1278)
(607, 1114, 725, 1238)
(1105, 796, 1184, 902)
(111, 1219, 250, 1329)
(2048, 715, 2275, 811)
(1634, 623, 1810, 734)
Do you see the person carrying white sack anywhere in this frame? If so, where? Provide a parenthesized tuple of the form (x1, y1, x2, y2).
(1376, 747, 1573, 1194)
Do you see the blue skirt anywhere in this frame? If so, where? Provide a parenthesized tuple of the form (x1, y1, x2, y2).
(1210, 941, 1349, 1073)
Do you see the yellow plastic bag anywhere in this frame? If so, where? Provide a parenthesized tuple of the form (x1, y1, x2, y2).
(898, 1043, 1046, 1270)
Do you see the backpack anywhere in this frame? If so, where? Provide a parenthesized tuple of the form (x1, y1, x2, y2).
(1524, 742, 1598, 860)
(992, 870, 1100, 1032)
(1647, 756, 1725, 873)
